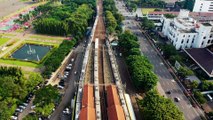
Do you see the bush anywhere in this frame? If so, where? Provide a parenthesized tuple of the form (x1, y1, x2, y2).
(43, 40, 76, 78)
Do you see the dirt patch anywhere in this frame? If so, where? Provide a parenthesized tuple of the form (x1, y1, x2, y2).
(0, 0, 33, 18)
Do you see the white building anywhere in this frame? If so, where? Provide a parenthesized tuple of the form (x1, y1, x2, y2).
(192, 0, 213, 12)
(162, 9, 213, 50)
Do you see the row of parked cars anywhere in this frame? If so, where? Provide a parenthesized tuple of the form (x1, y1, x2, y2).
(11, 93, 34, 120)
(57, 58, 76, 90)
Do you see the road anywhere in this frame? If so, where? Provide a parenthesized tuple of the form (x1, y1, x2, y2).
(115, 0, 204, 120)
(50, 41, 85, 120)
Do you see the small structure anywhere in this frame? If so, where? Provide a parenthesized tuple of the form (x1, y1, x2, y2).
(184, 44, 213, 77)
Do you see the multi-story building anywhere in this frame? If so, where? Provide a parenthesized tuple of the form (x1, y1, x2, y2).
(185, 0, 213, 12)
(162, 9, 213, 50)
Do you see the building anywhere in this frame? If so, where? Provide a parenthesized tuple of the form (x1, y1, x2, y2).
(147, 11, 213, 23)
(162, 9, 213, 50)
(79, 84, 96, 120)
(185, 0, 213, 12)
(184, 44, 213, 77)
(106, 85, 125, 120)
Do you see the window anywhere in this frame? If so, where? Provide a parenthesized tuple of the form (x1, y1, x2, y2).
(187, 39, 189, 43)
(201, 41, 204, 45)
(208, 40, 210, 43)
(203, 36, 206, 39)
(192, 39, 194, 43)
(188, 35, 190, 37)
(210, 35, 212, 38)
(211, 40, 213, 43)
(181, 39, 184, 44)
(183, 35, 185, 37)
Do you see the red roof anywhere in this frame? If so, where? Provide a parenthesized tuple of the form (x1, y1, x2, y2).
(79, 107, 96, 120)
(107, 85, 121, 107)
(107, 105, 125, 120)
(82, 84, 94, 108)
(148, 11, 213, 18)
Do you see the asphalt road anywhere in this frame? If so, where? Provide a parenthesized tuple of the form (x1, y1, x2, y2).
(50, 41, 85, 120)
(115, 1, 204, 120)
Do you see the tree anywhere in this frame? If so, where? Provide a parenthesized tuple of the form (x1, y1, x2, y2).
(23, 115, 38, 120)
(34, 85, 59, 105)
(106, 10, 117, 34)
(160, 44, 178, 59)
(26, 73, 43, 92)
(139, 90, 184, 120)
(178, 66, 194, 77)
(35, 103, 55, 117)
(191, 81, 199, 89)
(141, 17, 155, 30)
(193, 91, 206, 104)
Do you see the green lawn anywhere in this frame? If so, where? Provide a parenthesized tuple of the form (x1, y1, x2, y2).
(142, 8, 156, 15)
(25, 40, 59, 46)
(0, 37, 10, 46)
(0, 59, 40, 68)
(29, 35, 65, 41)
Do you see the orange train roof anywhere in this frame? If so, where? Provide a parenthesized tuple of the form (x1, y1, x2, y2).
(106, 85, 121, 107)
(107, 105, 125, 120)
(82, 84, 94, 108)
(79, 107, 96, 120)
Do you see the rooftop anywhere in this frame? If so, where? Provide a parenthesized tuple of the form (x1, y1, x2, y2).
(202, 23, 212, 26)
(79, 107, 96, 120)
(107, 105, 125, 120)
(184, 48, 213, 77)
(107, 85, 121, 107)
(82, 84, 94, 108)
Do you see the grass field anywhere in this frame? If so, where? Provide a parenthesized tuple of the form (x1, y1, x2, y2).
(0, 37, 10, 46)
(29, 35, 65, 41)
(0, 59, 40, 68)
(142, 8, 156, 15)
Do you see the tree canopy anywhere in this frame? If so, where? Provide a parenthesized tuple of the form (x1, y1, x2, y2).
(0, 67, 44, 119)
(118, 31, 158, 91)
(139, 90, 184, 120)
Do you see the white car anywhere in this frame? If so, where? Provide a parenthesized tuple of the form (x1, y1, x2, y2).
(11, 116, 17, 120)
(63, 108, 70, 114)
(174, 97, 181, 102)
(19, 105, 26, 109)
(31, 105, 36, 109)
(15, 108, 23, 112)
(57, 85, 64, 89)
(66, 66, 72, 70)
(23, 103, 28, 107)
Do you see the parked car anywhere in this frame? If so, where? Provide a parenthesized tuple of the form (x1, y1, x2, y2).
(63, 108, 71, 114)
(19, 105, 26, 109)
(57, 85, 64, 89)
(31, 105, 36, 109)
(11, 116, 18, 120)
(15, 108, 23, 113)
(174, 97, 180, 102)
(23, 103, 28, 107)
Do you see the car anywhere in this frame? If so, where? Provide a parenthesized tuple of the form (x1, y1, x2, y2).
(44, 80, 48, 85)
(64, 71, 69, 75)
(174, 97, 180, 102)
(29, 111, 36, 115)
(66, 66, 72, 70)
(57, 85, 64, 89)
(166, 91, 171, 94)
(31, 105, 36, 109)
(23, 103, 28, 107)
(71, 58, 75, 62)
(19, 105, 26, 109)
(63, 108, 71, 114)
(59, 81, 65, 86)
(11, 116, 18, 120)
(68, 64, 72, 67)
(15, 108, 23, 113)
(63, 75, 68, 79)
